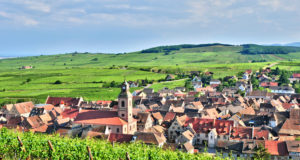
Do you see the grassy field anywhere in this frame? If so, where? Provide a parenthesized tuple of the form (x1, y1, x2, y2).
(1, 45, 300, 71)
(0, 68, 166, 104)
(149, 79, 186, 92)
(0, 44, 299, 105)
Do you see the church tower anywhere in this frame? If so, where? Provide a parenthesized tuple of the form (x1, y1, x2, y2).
(118, 81, 133, 122)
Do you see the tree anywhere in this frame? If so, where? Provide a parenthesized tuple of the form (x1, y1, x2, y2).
(216, 85, 224, 92)
(274, 67, 280, 75)
(110, 81, 117, 87)
(26, 78, 31, 83)
(201, 75, 211, 85)
(296, 87, 300, 93)
(254, 144, 270, 160)
(54, 80, 62, 84)
(278, 72, 289, 84)
(91, 58, 98, 61)
(184, 80, 193, 91)
(251, 76, 259, 89)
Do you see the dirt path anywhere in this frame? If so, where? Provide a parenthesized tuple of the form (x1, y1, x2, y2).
(269, 54, 285, 61)
(266, 62, 279, 68)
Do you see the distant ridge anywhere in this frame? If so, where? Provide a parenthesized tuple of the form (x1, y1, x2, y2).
(265, 42, 300, 47)
(285, 42, 300, 47)
(0, 57, 13, 59)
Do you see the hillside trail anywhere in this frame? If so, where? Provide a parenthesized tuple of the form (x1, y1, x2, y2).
(265, 62, 279, 69)
(255, 62, 279, 73)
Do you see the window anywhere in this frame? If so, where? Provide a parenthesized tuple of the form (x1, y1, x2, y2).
(121, 114, 125, 117)
(121, 101, 125, 107)
(117, 128, 119, 133)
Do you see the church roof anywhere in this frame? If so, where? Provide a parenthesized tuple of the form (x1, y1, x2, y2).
(74, 110, 128, 126)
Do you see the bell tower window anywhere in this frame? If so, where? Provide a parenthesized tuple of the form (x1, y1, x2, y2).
(121, 101, 125, 107)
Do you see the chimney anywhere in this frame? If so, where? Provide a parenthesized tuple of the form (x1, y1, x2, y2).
(229, 125, 232, 139)
(252, 125, 254, 139)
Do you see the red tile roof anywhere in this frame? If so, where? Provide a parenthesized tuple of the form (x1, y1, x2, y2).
(96, 100, 112, 105)
(293, 73, 300, 78)
(108, 133, 133, 143)
(46, 97, 81, 106)
(184, 118, 234, 135)
(231, 127, 269, 140)
(188, 91, 198, 97)
(26, 116, 44, 128)
(245, 70, 252, 74)
(15, 102, 34, 114)
(42, 104, 55, 111)
(210, 84, 220, 88)
(260, 82, 278, 87)
(282, 103, 293, 110)
(31, 124, 48, 133)
(61, 109, 79, 119)
(163, 112, 176, 122)
(152, 112, 163, 120)
(74, 110, 127, 126)
(264, 141, 288, 156)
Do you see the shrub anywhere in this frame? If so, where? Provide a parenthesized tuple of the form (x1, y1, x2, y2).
(54, 80, 62, 84)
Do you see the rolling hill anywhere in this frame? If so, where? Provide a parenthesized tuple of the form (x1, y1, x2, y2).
(0, 43, 299, 104)
(0, 43, 299, 70)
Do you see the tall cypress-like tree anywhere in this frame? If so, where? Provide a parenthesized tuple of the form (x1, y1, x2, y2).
(254, 144, 270, 160)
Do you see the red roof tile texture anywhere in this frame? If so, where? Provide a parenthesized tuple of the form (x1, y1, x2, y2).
(260, 82, 278, 87)
(231, 127, 269, 140)
(61, 109, 79, 119)
(96, 101, 112, 105)
(264, 141, 288, 156)
(184, 118, 234, 135)
(108, 133, 133, 143)
(163, 112, 176, 122)
(15, 102, 34, 114)
(74, 110, 127, 126)
(293, 73, 300, 78)
(46, 97, 81, 106)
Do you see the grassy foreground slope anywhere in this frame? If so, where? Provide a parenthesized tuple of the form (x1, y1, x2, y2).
(0, 128, 223, 160)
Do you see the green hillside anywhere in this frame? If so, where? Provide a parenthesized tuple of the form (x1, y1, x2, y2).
(0, 43, 299, 104)
(0, 44, 300, 70)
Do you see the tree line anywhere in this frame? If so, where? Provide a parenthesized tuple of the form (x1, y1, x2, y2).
(241, 44, 300, 55)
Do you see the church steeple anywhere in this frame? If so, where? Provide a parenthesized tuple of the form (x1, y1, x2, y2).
(118, 80, 133, 122)
(119, 80, 131, 98)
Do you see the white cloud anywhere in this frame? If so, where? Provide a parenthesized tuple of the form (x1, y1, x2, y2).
(8, 0, 51, 13)
(0, 11, 39, 26)
(258, 0, 297, 11)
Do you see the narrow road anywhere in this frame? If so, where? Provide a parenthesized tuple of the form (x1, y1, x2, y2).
(265, 62, 279, 69)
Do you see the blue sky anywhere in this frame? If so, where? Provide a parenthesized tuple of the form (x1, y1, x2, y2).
(0, 0, 299, 57)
